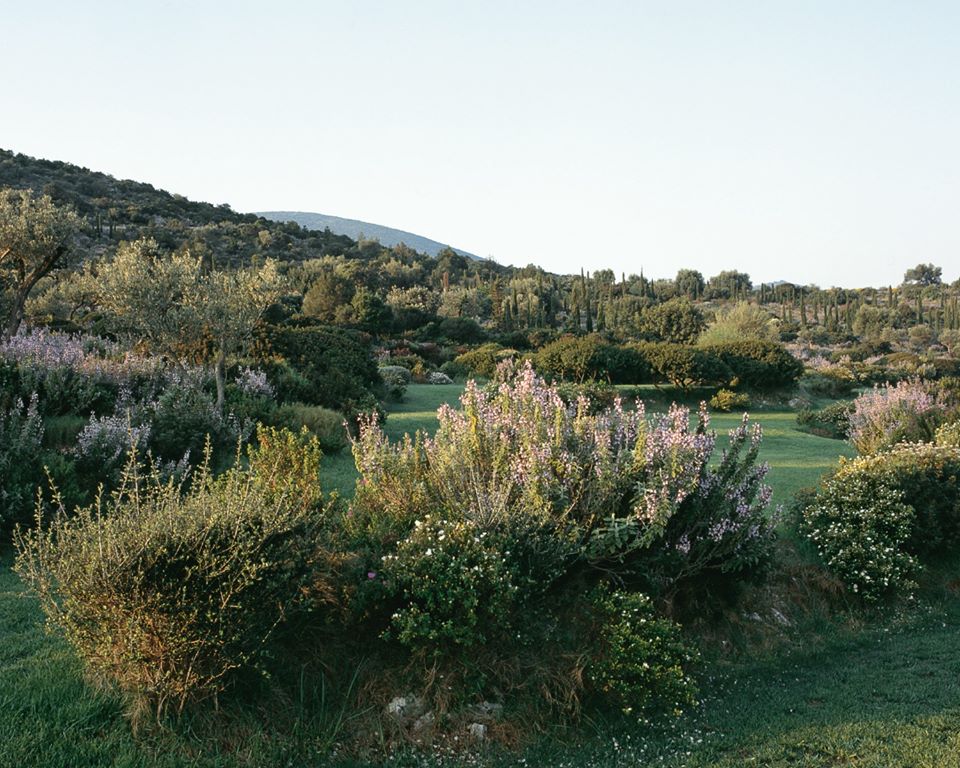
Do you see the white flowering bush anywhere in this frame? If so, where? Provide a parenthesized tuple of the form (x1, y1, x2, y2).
(803, 442, 960, 601)
(803, 475, 918, 602)
(382, 516, 524, 652)
(587, 589, 699, 717)
(936, 420, 960, 448)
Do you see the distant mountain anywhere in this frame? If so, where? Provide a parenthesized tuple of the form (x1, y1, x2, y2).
(257, 211, 480, 261)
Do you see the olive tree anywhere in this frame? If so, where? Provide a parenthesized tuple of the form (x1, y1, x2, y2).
(0, 188, 81, 339)
(100, 238, 282, 410)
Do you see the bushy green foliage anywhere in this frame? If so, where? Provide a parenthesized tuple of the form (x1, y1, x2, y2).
(0, 396, 46, 532)
(636, 298, 707, 345)
(587, 589, 698, 717)
(149, 373, 222, 460)
(796, 401, 854, 439)
(382, 517, 524, 653)
(453, 342, 517, 378)
(802, 443, 960, 601)
(554, 379, 619, 412)
(801, 368, 858, 398)
(535, 334, 649, 383)
(700, 340, 803, 391)
(14, 428, 324, 717)
(378, 365, 411, 401)
(272, 402, 347, 453)
(635, 342, 730, 391)
(257, 324, 381, 411)
(709, 388, 751, 412)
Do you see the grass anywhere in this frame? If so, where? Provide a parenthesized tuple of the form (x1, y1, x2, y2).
(1, 382, 948, 767)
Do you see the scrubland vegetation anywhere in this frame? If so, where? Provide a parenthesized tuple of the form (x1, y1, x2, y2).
(2, 151, 960, 766)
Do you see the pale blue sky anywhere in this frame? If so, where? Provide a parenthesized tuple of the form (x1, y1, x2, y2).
(6, 1, 959, 286)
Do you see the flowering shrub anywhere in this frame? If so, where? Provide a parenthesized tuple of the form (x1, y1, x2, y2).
(382, 517, 522, 652)
(74, 412, 152, 478)
(234, 366, 274, 399)
(14, 429, 324, 717)
(848, 379, 946, 454)
(351, 362, 775, 603)
(802, 473, 918, 602)
(0, 328, 166, 416)
(936, 421, 960, 447)
(587, 589, 698, 717)
(803, 442, 960, 601)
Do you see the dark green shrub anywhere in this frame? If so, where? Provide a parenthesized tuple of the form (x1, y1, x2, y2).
(535, 334, 648, 383)
(555, 380, 619, 412)
(15, 428, 324, 717)
(439, 359, 468, 379)
(378, 365, 411, 401)
(454, 343, 517, 379)
(149, 374, 222, 460)
(796, 401, 854, 439)
(634, 342, 731, 391)
(699, 340, 803, 391)
(801, 369, 858, 398)
(587, 588, 698, 717)
(257, 324, 381, 411)
(0, 396, 46, 533)
(802, 443, 960, 601)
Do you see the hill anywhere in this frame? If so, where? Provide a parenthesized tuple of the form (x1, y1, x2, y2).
(258, 211, 480, 260)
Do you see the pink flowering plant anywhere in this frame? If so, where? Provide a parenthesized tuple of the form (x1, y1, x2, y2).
(0, 327, 168, 416)
(350, 362, 776, 652)
(847, 378, 947, 454)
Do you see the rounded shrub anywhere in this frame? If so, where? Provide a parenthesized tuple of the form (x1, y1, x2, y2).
(15, 428, 325, 717)
(273, 402, 348, 454)
(709, 388, 750, 412)
(802, 442, 960, 601)
(587, 589, 699, 717)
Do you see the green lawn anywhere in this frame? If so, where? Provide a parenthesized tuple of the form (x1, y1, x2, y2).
(4, 383, 948, 768)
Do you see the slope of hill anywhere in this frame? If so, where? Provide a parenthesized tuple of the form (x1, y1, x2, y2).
(258, 211, 480, 261)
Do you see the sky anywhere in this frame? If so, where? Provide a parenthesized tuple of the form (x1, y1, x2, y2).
(5, 1, 959, 287)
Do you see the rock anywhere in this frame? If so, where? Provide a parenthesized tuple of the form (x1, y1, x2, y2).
(770, 608, 792, 627)
(385, 694, 427, 723)
(468, 722, 487, 741)
(413, 711, 435, 732)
